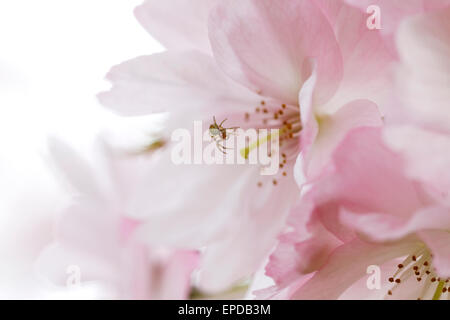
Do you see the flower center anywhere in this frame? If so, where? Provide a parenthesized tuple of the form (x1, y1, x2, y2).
(386, 247, 449, 300)
(241, 99, 301, 187)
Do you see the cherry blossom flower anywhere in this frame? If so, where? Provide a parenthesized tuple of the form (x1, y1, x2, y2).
(263, 128, 450, 300)
(36, 138, 198, 299)
(98, 0, 391, 293)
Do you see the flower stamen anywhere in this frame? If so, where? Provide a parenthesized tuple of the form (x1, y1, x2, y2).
(385, 248, 450, 300)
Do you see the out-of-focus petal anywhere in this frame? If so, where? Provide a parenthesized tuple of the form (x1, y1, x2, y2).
(344, 0, 450, 33)
(384, 126, 450, 197)
(133, 148, 300, 292)
(395, 8, 450, 132)
(197, 173, 299, 292)
(48, 138, 105, 201)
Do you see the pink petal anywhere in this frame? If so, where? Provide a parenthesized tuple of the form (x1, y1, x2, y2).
(313, 128, 425, 218)
(339, 258, 414, 299)
(265, 201, 313, 288)
(98, 51, 259, 116)
(132, 147, 300, 292)
(419, 230, 450, 278)
(291, 239, 418, 299)
(303, 99, 382, 179)
(344, 0, 450, 33)
(254, 274, 313, 300)
(384, 126, 450, 197)
(134, 0, 216, 52)
(394, 8, 450, 132)
(147, 250, 199, 300)
(341, 206, 450, 243)
(266, 199, 344, 291)
(297, 67, 319, 161)
(48, 138, 104, 201)
(209, 0, 343, 105)
(315, 1, 395, 116)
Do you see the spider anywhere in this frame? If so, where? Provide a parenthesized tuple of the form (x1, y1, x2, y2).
(209, 116, 239, 154)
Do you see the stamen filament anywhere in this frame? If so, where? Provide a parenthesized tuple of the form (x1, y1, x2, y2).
(240, 129, 280, 159)
(432, 281, 446, 300)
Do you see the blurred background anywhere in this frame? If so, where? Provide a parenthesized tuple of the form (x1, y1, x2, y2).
(0, 0, 163, 298)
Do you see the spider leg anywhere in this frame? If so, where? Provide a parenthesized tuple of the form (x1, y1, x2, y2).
(219, 118, 228, 126)
(226, 127, 240, 136)
(216, 141, 227, 154)
(216, 140, 225, 148)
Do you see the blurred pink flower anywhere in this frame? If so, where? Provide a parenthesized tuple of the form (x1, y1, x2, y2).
(345, 0, 450, 56)
(345, 0, 450, 34)
(263, 128, 450, 300)
(37, 139, 198, 299)
(383, 7, 450, 197)
(98, 0, 390, 293)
